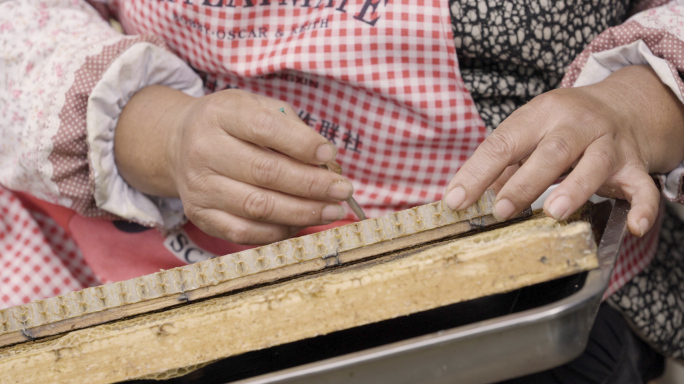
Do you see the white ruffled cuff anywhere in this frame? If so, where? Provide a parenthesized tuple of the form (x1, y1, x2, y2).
(86, 42, 204, 229)
(571, 39, 684, 205)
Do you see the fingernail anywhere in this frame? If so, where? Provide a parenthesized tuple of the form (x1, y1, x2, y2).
(329, 180, 353, 200)
(444, 186, 466, 210)
(547, 195, 571, 221)
(638, 218, 649, 237)
(316, 144, 336, 163)
(493, 198, 515, 221)
(322, 204, 344, 222)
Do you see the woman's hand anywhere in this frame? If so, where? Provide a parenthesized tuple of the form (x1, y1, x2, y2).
(115, 86, 353, 244)
(444, 65, 684, 236)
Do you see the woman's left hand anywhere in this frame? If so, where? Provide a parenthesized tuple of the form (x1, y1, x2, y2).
(444, 65, 684, 236)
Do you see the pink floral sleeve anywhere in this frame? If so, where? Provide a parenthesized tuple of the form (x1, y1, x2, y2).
(561, 0, 684, 204)
(0, 0, 202, 227)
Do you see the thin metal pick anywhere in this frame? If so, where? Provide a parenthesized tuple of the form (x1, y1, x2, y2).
(279, 107, 366, 221)
(346, 196, 367, 221)
(319, 163, 366, 221)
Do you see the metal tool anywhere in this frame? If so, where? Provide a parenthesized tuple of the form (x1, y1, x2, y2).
(346, 196, 367, 221)
(279, 107, 366, 221)
(319, 162, 366, 221)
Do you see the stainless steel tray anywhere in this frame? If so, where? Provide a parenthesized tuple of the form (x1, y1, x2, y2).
(224, 200, 628, 384)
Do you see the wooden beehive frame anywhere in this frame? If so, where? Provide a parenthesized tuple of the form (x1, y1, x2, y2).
(0, 191, 507, 348)
(0, 214, 598, 384)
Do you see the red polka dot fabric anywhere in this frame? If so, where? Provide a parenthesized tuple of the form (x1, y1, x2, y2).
(49, 34, 169, 219)
(563, 19, 684, 98)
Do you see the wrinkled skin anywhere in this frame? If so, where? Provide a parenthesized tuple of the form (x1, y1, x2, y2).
(116, 66, 684, 245)
(115, 87, 353, 244)
(444, 65, 684, 237)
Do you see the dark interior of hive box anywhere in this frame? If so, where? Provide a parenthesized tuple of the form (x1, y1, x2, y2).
(127, 271, 588, 384)
(125, 201, 610, 384)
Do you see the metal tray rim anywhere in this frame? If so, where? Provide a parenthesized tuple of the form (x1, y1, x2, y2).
(236, 200, 630, 384)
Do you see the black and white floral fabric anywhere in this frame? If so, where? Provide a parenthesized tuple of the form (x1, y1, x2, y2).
(450, 0, 631, 130)
(448, 0, 684, 361)
(610, 207, 684, 360)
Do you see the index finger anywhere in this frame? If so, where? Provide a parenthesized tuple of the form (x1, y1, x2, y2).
(221, 95, 337, 165)
(443, 114, 541, 210)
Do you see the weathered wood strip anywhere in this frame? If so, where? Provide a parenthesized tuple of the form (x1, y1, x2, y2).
(0, 191, 501, 347)
(0, 217, 598, 384)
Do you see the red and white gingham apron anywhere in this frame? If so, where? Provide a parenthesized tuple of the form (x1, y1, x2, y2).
(118, 0, 488, 218)
(0, 0, 653, 308)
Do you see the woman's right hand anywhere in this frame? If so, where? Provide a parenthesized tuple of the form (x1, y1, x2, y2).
(115, 86, 353, 244)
